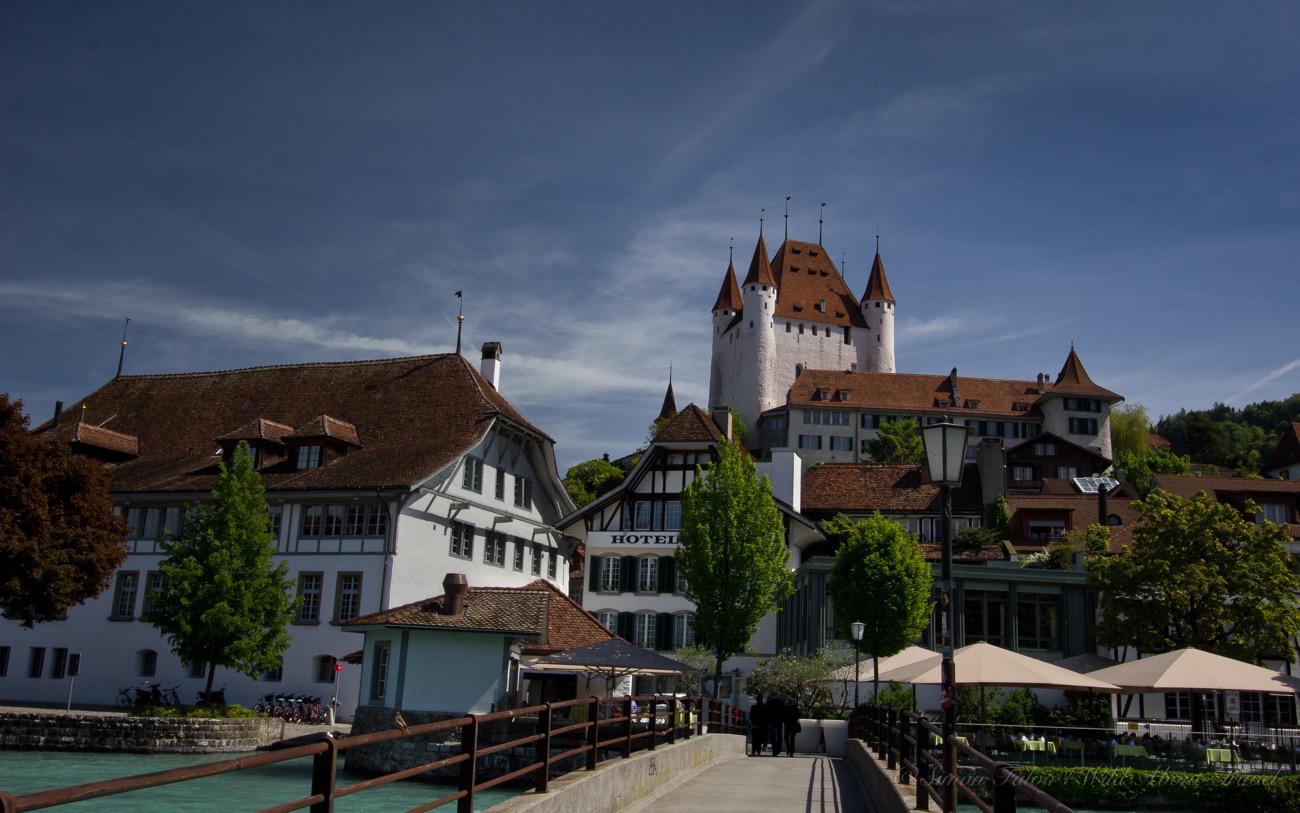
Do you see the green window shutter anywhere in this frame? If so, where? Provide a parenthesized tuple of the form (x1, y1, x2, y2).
(658, 556, 676, 594)
(589, 556, 601, 593)
(617, 612, 635, 641)
(656, 613, 673, 651)
(621, 556, 637, 593)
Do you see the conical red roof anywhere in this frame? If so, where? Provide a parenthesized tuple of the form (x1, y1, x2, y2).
(711, 261, 742, 312)
(1051, 348, 1121, 400)
(742, 233, 776, 287)
(657, 379, 677, 422)
(862, 251, 895, 304)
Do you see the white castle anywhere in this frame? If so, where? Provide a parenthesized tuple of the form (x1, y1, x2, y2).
(709, 231, 896, 431)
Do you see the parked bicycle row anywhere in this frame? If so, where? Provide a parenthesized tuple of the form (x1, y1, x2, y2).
(253, 693, 333, 723)
(116, 682, 229, 708)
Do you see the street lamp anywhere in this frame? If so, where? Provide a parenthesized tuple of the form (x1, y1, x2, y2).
(921, 416, 970, 813)
(850, 620, 865, 708)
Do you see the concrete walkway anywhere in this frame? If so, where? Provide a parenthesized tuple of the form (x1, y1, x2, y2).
(625, 753, 874, 813)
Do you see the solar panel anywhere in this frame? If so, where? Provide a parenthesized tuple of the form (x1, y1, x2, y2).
(1072, 476, 1119, 494)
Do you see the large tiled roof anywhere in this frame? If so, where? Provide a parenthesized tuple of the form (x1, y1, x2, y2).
(1051, 348, 1121, 400)
(861, 252, 895, 304)
(343, 579, 617, 652)
(711, 261, 742, 312)
(345, 586, 549, 635)
(519, 579, 619, 656)
(800, 463, 984, 516)
(770, 240, 868, 329)
(1266, 422, 1300, 472)
(216, 418, 295, 443)
(788, 369, 1043, 417)
(36, 354, 547, 493)
(653, 404, 724, 443)
(1153, 474, 1300, 499)
(742, 233, 776, 287)
(286, 415, 361, 446)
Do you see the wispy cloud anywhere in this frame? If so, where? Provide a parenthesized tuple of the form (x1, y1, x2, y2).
(1226, 358, 1300, 404)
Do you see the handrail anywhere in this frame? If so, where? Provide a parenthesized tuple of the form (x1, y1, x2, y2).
(0, 694, 747, 813)
(858, 703, 1073, 813)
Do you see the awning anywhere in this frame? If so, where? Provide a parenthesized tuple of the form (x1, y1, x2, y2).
(528, 639, 700, 680)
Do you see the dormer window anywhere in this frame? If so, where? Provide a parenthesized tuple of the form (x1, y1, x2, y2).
(818, 388, 831, 401)
(296, 445, 322, 469)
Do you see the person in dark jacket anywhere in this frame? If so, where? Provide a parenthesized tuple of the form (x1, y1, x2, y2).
(783, 700, 802, 756)
(749, 694, 768, 756)
(766, 694, 787, 756)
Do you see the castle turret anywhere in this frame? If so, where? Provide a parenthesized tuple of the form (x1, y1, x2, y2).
(709, 259, 742, 408)
(860, 250, 896, 373)
(738, 232, 778, 427)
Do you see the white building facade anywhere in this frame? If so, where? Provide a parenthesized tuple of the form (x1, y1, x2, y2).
(0, 347, 573, 721)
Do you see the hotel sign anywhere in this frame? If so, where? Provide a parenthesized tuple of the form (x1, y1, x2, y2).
(588, 531, 679, 547)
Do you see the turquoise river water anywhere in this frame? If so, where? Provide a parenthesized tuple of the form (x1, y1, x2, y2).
(0, 750, 515, 812)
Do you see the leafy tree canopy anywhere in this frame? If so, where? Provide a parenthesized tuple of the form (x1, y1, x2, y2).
(144, 442, 297, 695)
(1109, 403, 1151, 458)
(562, 458, 624, 507)
(678, 439, 792, 696)
(825, 513, 932, 696)
(0, 395, 128, 627)
(1087, 490, 1300, 663)
(865, 418, 923, 464)
(1113, 448, 1191, 496)
(1023, 523, 1110, 570)
(984, 495, 1011, 541)
(1155, 393, 1300, 472)
(745, 648, 835, 716)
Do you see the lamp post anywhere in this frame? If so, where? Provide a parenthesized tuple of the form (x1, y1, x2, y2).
(921, 416, 970, 813)
(850, 620, 865, 708)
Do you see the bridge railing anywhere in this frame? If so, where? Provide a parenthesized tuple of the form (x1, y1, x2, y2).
(854, 703, 1073, 813)
(0, 694, 747, 813)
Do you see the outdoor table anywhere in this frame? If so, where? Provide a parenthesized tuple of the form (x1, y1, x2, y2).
(1112, 743, 1149, 764)
(1205, 748, 1238, 767)
(929, 734, 969, 747)
(1016, 738, 1055, 763)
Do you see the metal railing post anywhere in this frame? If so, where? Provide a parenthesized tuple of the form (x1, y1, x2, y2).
(457, 717, 478, 813)
(648, 695, 657, 751)
(623, 697, 633, 759)
(993, 765, 1018, 813)
(876, 708, 888, 760)
(536, 703, 552, 793)
(942, 729, 958, 813)
(668, 696, 678, 744)
(915, 715, 932, 812)
(887, 707, 898, 771)
(696, 697, 704, 736)
(309, 735, 338, 813)
(586, 697, 600, 771)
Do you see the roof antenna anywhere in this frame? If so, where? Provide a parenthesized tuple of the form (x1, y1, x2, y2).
(759, 208, 765, 236)
(784, 196, 791, 241)
(115, 317, 131, 379)
(841, 251, 846, 274)
(819, 202, 827, 246)
(454, 291, 464, 355)
(729, 236, 734, 265)
(875, 226, 880, 254)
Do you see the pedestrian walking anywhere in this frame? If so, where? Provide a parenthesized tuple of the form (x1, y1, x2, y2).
(783, 700, 802, 756)
(767, 694, 787, 756)
(750, 693, 769, 756)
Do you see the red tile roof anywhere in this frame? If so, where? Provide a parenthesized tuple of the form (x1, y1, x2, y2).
(519, 579, 619, 655)
(800, 463, 984, 516)
(216, 418, 295, 444)
(861, 252, 895, 304)
(788, 369, 1042, 417)
(37, 354, 548, 493)
(1005, 493, 1138, 552)
(771, 240, 868, 329)
(653, 403, 724, 443)
(286, 415, 361, 447)
(1153, 474, 1300, 499)
(711, 261, 742, 312)
(345, 586, 549, 635)
(47, 421, 141, 457)
(1051, 348, 1121, 400)
(657, 381, 677, 423)
(742, 233, 776, 287)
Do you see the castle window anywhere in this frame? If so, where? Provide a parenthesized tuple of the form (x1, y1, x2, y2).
(875, 302, 881, 308)
(749, 321, 754, 328)
(843, 327, 851, 345)
(794, 364, 803, 377)
(798, 324, 804, 335)
(877, 334, 881, 342)
(786, 322, 791, 332)
(819, 298, 826, 312)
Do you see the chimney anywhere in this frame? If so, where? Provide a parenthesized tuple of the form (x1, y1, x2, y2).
(948, 367, 961, 408)
(441, 573, 468, 616)
(710, 407, 733, 442)
(976, 438, 1006, 507)
(480, 342, 502, 390)
(53, 400, 63, 422)
(760, 450, 802, 514)
(1035, 373, 1046, 394)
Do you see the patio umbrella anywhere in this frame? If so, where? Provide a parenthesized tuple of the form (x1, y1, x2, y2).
(528, 638, 701, 692)
(877, 642, 1121, 692)
(1087, 648, 1300, 694)
(829, 645, 937, 683)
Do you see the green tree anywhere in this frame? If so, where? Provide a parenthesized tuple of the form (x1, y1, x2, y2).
(1024, 523, 1109, 570)
(744, 648, 835, 716)
(952, 526, 1002, 554)
(145, 441, 297, 698)
(825, 513, 933, 701)
(1110, 403, 1150, 458)
(0, 395, 129, 627)
(984, 495, 1011, 541)
(678, 439, 792, 698)
(672, 644, 716, 695)
(1088, 490, 1300, 664)
(865, 419, 923, 464)
(562, 458, 624, 507)
(1114, 447, 1191, 496)
(727, 407, 749, 448)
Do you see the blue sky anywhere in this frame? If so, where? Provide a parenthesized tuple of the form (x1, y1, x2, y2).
(2, 1, 1297, 470)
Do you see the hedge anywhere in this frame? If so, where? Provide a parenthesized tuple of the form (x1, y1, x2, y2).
(1015, 766, 1300, 810)
(130, 703, 259, 719)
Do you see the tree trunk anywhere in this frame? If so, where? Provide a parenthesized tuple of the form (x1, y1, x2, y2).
(872, 654, 879, 703)
(205, 662, 217, 702)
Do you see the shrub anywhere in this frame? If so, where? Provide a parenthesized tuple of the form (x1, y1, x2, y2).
(131, 703, 258, 719)
(1016, 767, 1300, 809)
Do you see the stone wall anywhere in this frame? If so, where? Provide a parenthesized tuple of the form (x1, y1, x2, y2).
(0, 712, 280, 753)
(844, 738, 915, 813)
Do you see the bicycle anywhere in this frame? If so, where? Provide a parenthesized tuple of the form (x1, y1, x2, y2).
(196, 686, 226, 706)
(162, 686, 182, 706)
(116, 687, 135, 709)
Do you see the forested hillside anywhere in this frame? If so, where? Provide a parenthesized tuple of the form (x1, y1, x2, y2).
(1155, 394, 1300, 472)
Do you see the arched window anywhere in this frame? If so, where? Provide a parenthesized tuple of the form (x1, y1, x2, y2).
(595, 610, 618, 631)
(315, 655, 338, 684)
(1107, 514, 1123, 526)
(138, 649, 158, 678)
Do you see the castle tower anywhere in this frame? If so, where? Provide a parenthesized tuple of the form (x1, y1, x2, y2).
(860, 250, 896, 373)
(738, 232, 778, 427)
(709, 258, 742, 409)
